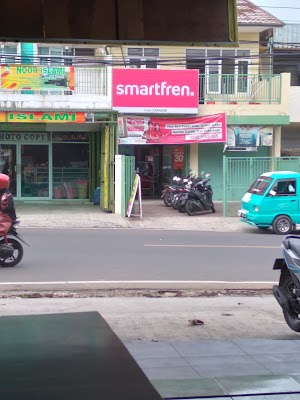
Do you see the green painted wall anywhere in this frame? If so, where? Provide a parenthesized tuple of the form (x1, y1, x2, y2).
(227, 115, 290, 125)
(198, 144, 270, 201)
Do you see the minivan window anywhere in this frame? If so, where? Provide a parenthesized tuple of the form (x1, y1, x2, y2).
(248, 176, 273, 196)
(271, 179, 297, 196)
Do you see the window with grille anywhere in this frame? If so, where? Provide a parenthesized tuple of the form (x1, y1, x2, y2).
(186, 48, 251, 95)
(63, 48, 96, 66)
(38, 47, 64, 65)
(127, 48, 159, 68)
(0, 45, 18, 64)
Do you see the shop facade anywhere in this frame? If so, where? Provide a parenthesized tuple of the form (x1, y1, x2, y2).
(0, 130, 89, 200)
(113, 68, 207, 197)
(0, 112, 118, 211)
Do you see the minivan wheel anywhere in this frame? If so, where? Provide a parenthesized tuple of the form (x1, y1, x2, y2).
(272, 215, 293, 235)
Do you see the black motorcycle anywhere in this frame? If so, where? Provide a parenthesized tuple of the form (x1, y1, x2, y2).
(161, 172, 193, 207)
(176, 176, 203, 213)
(273, 234, 300, 332)
(0, 219, 28, 267)
(185, 175, 215, 216)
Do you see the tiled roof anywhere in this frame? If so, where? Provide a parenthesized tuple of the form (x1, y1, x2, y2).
(237, 0, 284, 27)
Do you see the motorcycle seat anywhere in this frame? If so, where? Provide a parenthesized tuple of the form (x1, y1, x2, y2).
(287, 238, 300, 257)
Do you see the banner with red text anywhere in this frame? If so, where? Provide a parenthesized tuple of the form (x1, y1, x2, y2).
(119, 114, 227, 145)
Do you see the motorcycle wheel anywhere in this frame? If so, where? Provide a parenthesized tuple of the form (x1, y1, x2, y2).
(185, 200, 196, 216)
(178, 204, 186, 213)
(172, 199, 179, 210)
(281, 274, 300, 332)
(163, 193, 172, 207)
(211, 205, 215, 213)
(0, 238, 23, 268)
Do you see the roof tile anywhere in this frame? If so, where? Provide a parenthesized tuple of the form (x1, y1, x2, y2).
(237, 0, 284, 27)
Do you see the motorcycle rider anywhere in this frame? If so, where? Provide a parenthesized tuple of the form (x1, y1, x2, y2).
(0, 173, 17, 239)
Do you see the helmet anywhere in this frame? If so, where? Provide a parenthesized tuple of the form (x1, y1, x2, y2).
(0, 173, 9, 190)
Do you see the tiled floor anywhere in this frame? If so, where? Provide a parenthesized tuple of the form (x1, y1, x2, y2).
(125, 339, 300, 399)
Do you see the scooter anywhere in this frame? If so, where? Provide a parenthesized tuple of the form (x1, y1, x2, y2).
(273, 234, 300, 332)
(185, 174, 215, 216)
(0, 218, 28, 267)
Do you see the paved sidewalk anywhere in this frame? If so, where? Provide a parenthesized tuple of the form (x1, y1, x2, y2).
(128, 340, 300, 399)
(1, 297, 300, 399)
(14, 200, 250, 233)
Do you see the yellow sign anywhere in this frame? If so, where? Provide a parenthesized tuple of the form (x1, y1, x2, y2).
(0, 112, 5, 122)
(1, 65, 75, 91)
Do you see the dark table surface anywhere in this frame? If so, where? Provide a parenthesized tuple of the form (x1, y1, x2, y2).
(0, 311, 162, 400)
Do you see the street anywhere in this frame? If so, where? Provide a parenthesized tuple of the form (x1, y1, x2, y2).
(0, 228, 284, 286)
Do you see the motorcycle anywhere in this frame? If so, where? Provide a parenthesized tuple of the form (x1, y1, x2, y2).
(0, 218, 28, 267)
(273, 234, 300, 332)
(161, 171, 195, 208)
(185, 174, 215, 216)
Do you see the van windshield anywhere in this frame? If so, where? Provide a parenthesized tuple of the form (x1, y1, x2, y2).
(248, 176, 273, 196)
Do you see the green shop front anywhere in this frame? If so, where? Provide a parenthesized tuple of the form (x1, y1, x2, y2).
(0, 113, 117, 211)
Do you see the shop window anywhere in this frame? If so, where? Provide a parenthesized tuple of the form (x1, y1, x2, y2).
(52, 142, 89, 200)
(0, 45, 18, 64)
(127, 48, 159, 69)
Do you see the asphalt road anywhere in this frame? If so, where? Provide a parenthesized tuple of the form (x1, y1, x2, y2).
(0, 228, 285, 285)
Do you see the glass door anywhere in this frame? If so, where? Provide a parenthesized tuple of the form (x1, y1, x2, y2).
(0, 145, 17, 196)
(20, 144, 50, 199)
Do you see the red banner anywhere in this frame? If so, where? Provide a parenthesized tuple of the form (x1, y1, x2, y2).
(173, 146, 185, 169)
(119, 114, 227, 145)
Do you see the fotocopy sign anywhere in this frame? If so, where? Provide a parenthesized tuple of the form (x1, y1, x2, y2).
(112, 69, 199, 114)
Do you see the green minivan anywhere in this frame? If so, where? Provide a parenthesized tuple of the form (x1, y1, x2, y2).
(238, 171, 300, 234)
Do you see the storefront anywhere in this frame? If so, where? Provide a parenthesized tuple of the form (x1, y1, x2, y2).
(0, 112, 118, 209)
(119, 143, 189, 197)
(113, 67, 202, 197)
(118, 113, 227, 197)
(0, 131, 88, 200)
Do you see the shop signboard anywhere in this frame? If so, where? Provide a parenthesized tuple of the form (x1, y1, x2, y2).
(173, 146, 185, 170)
(0, 132, 49, 141)
(119, 114, 227, 145)
(52, 133, 89, 142)
(1, 112, 94, 123)
(127, 174, 142, 218)
(225, 126, 273, 151)
(112, 68, 199, 114)
(1, 65, 75, 91)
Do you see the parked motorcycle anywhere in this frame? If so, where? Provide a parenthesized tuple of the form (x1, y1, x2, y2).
(273, 234, 300, 332)
(0, 219, 28, 267)
(185, 174, 215, 216)
(161, 176, 184, 207)
(176, 175, 207, 213)
(161, 171, 194, 208)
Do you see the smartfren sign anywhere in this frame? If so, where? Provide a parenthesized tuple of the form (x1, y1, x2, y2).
(112, 69, 199, 114)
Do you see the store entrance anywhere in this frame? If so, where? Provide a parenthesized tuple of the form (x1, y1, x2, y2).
(20, 144, 50, 198)
(135, 145, 187, 198)
(0, 144, 50, 199)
